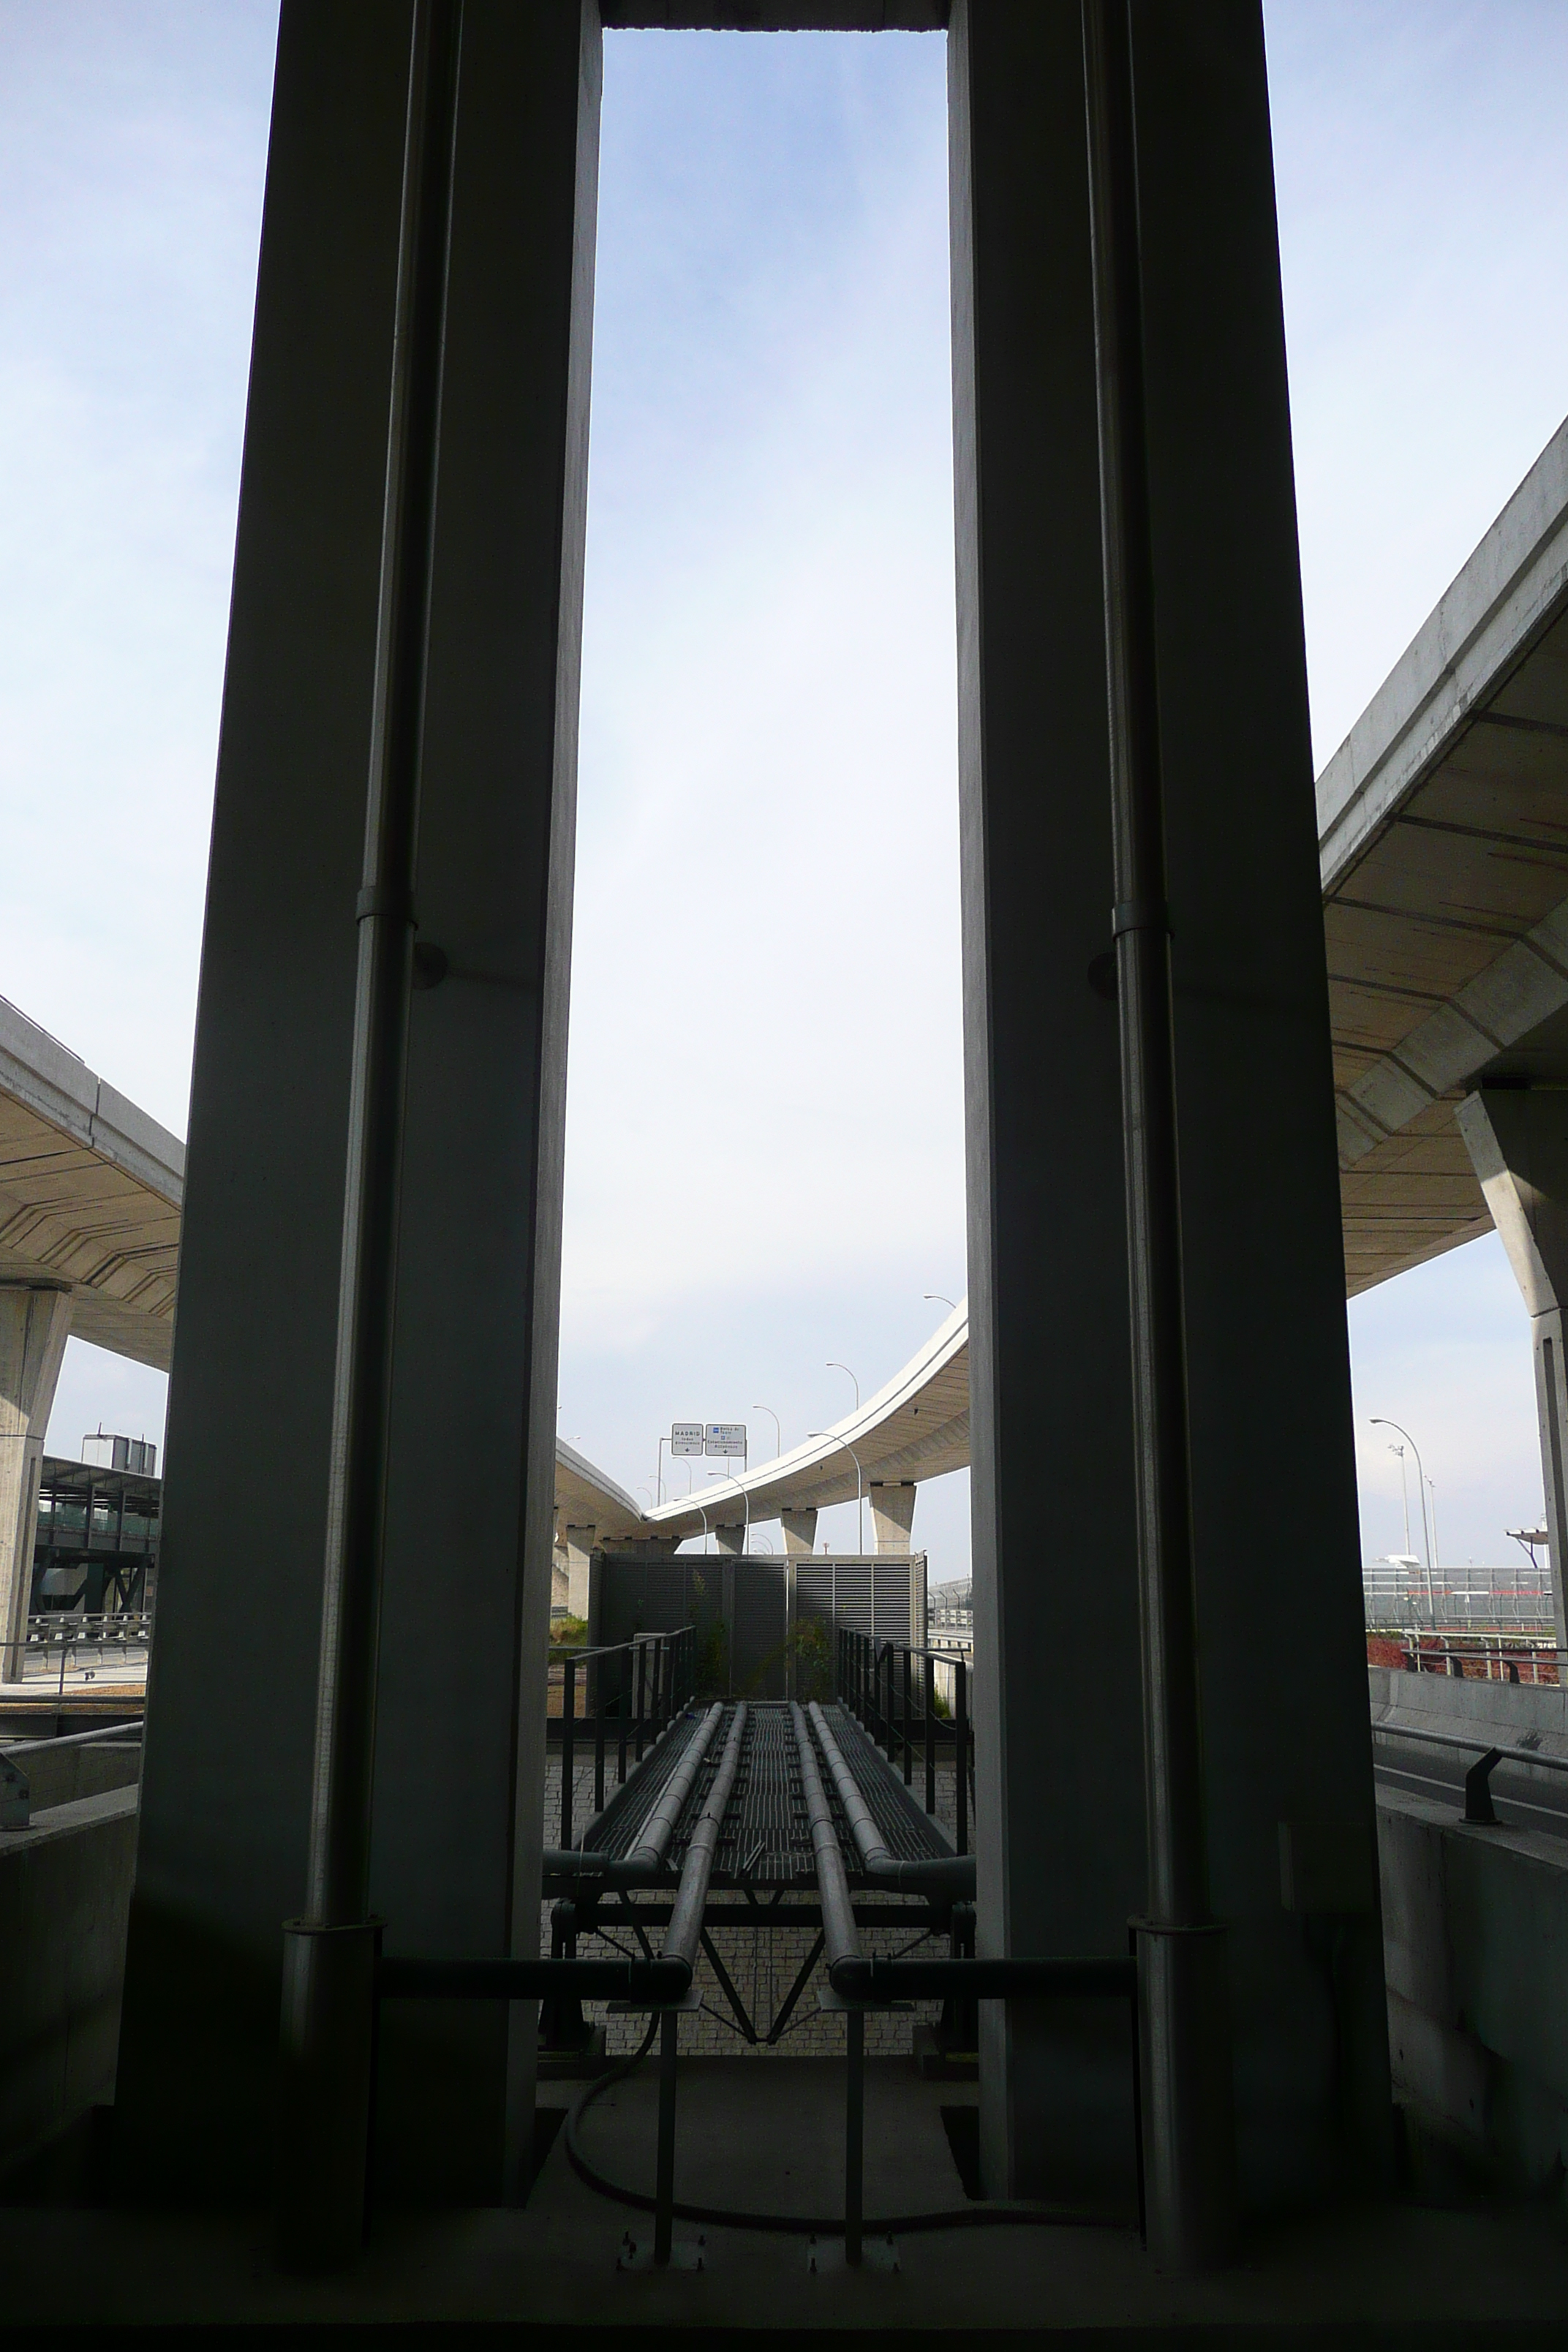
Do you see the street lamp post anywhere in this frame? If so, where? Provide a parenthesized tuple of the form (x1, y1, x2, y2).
(1386, 1442, 1411, 1558)
(753, 1404, 782, 1460)
(1371, 1419, 1437, 1629)
(656, 1435, 668, 1507)
(923, 1294, 956, 1313)
(809, 1431, 865, 1559)
(827, 1362, 859, 1414)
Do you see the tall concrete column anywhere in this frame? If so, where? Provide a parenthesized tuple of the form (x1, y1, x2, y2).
(1457, 1088, 1568, 1656)
(951, 0, 1145, 2207)
(116, 0, 600, 2206)
(950, 0, 1387, 2213)
(0, 1286, 72, 1681)
(779, 1507, 818, 1558)
(562, 1526, 595, 1620)
(868, 1480, 916, 1554)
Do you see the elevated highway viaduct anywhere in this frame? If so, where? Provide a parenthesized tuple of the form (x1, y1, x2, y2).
(10, 417, 1568, 1643)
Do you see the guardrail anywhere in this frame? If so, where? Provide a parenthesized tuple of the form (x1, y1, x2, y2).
(1372, 1718, 1568, 1824)
(24, 1613, 151, 1644)
(835, 1627, 973, 1854)
(0, 1717, 145, 1831)
(21, 1613, 152, 1695)
(550, 1626, 696, 1850)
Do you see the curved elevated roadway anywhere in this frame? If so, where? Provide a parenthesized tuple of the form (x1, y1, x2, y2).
(0, 995, 182, 1371)
(10, 418, 1568, 1537)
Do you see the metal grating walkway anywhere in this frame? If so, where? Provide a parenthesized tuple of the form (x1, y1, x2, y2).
(570, 1700, 955, 1885)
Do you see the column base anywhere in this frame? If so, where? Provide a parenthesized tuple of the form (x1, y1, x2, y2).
(276, 1918, 381, 2272)
(1134, 1919, 1236, 2272)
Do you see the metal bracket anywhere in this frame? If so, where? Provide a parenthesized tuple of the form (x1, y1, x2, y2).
(1464, 1746, 1503, 1824)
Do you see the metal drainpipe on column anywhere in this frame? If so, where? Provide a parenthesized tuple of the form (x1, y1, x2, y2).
(1081, 0, 1237, 2271)
(275, 0, 463, 2274)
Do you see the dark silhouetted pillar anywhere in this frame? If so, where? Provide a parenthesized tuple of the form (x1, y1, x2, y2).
(949, 0, 1389, 2216)
(115, 0, 600, 2205)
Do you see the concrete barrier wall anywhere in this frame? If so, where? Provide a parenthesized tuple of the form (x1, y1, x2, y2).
(1379, 1783, 1568, 2190)
(5, 1742, 141, 1815)
(0, 1786, 138, 2182)
(1370, 1663, 1568, 1762)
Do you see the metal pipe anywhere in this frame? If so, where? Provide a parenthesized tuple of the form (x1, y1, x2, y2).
(570, 1695, 694, 1857)
(663, 1703, 748, 1966)
(377, 1953, 691, 2002)
(807, 1701, 975, 1897)
(1082, 0, 1234, 2270)
(277, 0, 464, 2274)
(828, 1953, 1135, 2003)
(790, 1702, 860, 1970)
(304, 0, 460, 1937)
(622, 1701, 724, 1875)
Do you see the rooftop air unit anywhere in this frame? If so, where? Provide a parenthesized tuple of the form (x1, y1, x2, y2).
(81, 1432, 158, 1477)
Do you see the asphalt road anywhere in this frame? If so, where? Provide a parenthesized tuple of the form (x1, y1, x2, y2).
(1373, 1730, 1568, 1843)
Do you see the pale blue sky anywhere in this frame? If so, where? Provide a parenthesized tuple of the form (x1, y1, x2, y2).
(3, 6, 1565, 1576)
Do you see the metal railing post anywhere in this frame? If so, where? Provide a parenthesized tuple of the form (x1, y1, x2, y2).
(635, 1640, 647, 1764)
(561, 1654, 576, 1851)
(954, 1657, 968, 1857)
(924, 1652, 936, 1817)
(593, 1649, 606, 1819)
(902, 1646, 913, 1785)
(845, 2006, 864, 2266)
(654, 2008, 679, 2266)
(617, 1647, 629, 1785)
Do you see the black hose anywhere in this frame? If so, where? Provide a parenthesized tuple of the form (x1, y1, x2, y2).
(560, 2024, 1128, 2238)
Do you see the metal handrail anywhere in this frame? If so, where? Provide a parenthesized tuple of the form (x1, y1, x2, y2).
(547, 1629, 673, 1662)
(553, 1625, 697, 1850)
(835, 1624, 973, 1854)
(2, 1720, 143, 1757)
(1373, 1717, 1568, 1825)
(0, 1716, 145, 1831)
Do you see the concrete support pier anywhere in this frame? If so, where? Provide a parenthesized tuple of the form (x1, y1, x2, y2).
(115, 0, 600, 2208)
(0, 1285, 71, 1681)
(867, 1480, 916, 1555)
(779, 1508, 818, 1558)
(563, 1526, 596, 1621)
(1458, 1085, 1568, 1654)
(949, 0, 1387, 2213)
